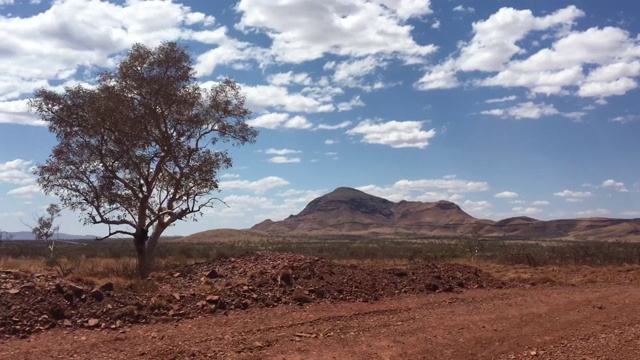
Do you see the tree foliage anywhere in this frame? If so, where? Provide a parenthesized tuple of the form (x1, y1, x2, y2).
(30, 204, 61, 256)
(30, 42, 257, 277)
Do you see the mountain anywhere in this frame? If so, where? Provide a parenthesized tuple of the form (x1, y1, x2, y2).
(250, 187, 640, 240)
(252, 187, 478, 235)
(2, 232, 97, 241)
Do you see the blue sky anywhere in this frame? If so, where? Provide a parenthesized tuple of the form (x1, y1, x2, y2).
(1, 0, 640, 236)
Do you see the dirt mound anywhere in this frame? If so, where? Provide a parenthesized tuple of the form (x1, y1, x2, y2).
(0, 253, 506, 339)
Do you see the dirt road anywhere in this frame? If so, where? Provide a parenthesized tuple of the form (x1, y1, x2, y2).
(2, 283, 640, 359)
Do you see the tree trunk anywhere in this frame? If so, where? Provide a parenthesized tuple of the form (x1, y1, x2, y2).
(135, 244, 149, 279)
(134, 229, 150, 279)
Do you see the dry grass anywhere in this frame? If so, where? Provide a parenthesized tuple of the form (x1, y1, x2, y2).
(457, 259, 640, 286)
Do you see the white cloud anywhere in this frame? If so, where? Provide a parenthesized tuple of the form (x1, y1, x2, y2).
(415, 59, 459, 90)
(246, 113, 289, 129)
(0, 0, 221, 103)
(482, 102, 559, 119)
(610, 115, 640, 124)
(457, 6, 584, 73)
(416, 6, 640, 99)
(235, 0, 435, 64)
(242, 84, 336, 113)
(267, 156, 301, 164)
(317, 121, 353, 130)
(453, 5, 474, 13)
(221, 173, 240, 179)
(264, 148, 301, 155)
(347, 119, 436, 148)
(562, 112, 586, 122)
(461, 200, 492, 214)
(575, 209, 610, 217)
(0, 159, 35, 184)
(620, 211, 640, 218)
(494, 191, 519, 199)
(330, 56, 387, 90)
(192, 27, 268, 76)
(485, 95, 516, 104)
(358, 176, 489, 202)
(247, 113, 313, 130)
(0, 99, 44, 126)
(337, 96, 365, 112)
(284, 115, 313, 129)
(431, 20, 440, 29)
(7, 184, 41, 198)
(325, 139, 337, 145)
(266, 71, 312, 86)
(601, 179, 628, 192)
(554, 189, 593, 199)
(220, 176, 290, 194)
(531, 200, 550, 206)
(512, 206, 542, 216)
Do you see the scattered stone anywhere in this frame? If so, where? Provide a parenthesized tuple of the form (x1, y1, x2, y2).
(205, 295, 220, 304)
(0, 252, 506, 339)
(49, 306, 66, 320)
(67, 284, 84, 298)
(205, 269, 219, 279)
(98, 282, 114, 293)
(88, 289, 105, 302)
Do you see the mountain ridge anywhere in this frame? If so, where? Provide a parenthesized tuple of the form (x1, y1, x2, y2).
(250, 187, 640, 240)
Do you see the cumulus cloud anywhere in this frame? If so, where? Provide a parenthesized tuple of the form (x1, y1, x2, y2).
(7, 184, 41, 198)
(453, 5, 474, 13)
(461, 200, 492, 215)
(482, 102, 559, 119)
(337, 96, 365, 112)
(317, 121, 353, 130)
(347, 119, 436, 148)
(247, 113, 313, 130)
(531, 200, 550, 206)
(0, 0, 221, 100)
(575, 209, 610, 217)
(264, 148, 301, 155)
(601, 179, 628, 192)
(267, 156, 301, 164)
(357, 176, 489, 202)
(328, 56, 388, 90)
(0, 159, 35, 184)
(266, 71, 312, 86)
(494, 191, 519, 199)
(512, 206, 542, 216)
(554, 189, 593, 200)
(0, 99, 44, 126)
(485, 95, 516, 104)
(241, 84, 336, 113)
(610, 115, 640, 124)
(416, 5, 640, 99)
(235, 0, 435, 64)
(220, 176, 290, 194)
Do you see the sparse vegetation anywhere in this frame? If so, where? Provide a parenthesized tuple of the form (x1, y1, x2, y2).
(29, 42, 258, 278)
(3, 236, 640, 280)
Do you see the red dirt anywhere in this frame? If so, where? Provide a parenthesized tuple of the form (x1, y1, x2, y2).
(0, 253, 505, 339)
(2, 284, 640, 359)
(3, 253, 640, 359)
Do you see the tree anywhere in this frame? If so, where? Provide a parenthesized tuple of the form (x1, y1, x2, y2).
(26, 204, 61, 259)
(0, 228, 13, 245)
(30, 42, 258, 278)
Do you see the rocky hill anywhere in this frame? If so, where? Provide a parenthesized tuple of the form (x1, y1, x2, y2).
(250, 187, 640, 241)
